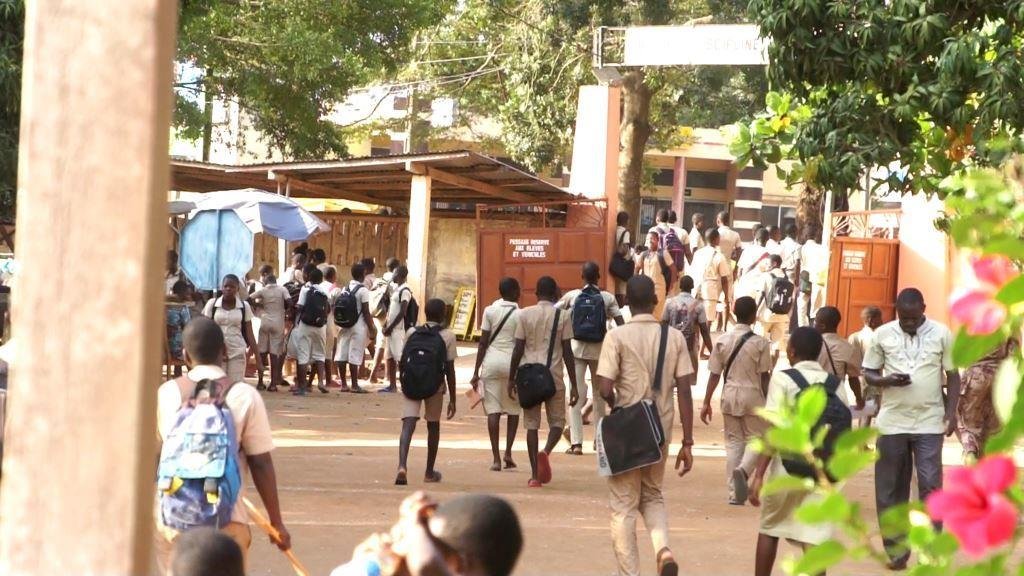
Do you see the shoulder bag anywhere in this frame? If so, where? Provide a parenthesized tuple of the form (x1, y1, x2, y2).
(514, 309, 561, 408)
(597, 324, 670, 476)
(723, 331, 757, 383)
(609, 230, 635, 281)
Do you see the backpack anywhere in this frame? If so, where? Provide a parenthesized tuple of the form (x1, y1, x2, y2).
(780, 369, 852, 482)
(299, 287, 329, 328)
(670, 297, 702, 340)
(400, 325, 447, 400)
(334, 285, 363, 328)
(157, 377, 242, 531)
(661, 227, 686, 273)
(282, 281, 302, 321)
(369, 280, 391, 320)
(571, 286, 607, 343)
(402, 289, 419, 330)
(763, 275, 796, 315)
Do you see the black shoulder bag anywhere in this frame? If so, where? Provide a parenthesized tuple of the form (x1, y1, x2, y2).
(597, 324, 670, 476)
(723, 331, 757, 383)
(515, 309, 561, 409)
(609, 230, 635, 281)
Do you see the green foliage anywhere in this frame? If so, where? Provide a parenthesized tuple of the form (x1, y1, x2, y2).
(0, 0, 23, 221)
(176, 0, 450, 160)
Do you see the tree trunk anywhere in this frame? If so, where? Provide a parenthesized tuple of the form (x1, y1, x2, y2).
(201, 68, 214, 162)
(796, 185, 824, 241)
(618, 69, 652, 238)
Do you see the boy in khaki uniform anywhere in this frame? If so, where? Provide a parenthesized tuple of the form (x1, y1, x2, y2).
(509, 276, 579, 488)
(689, 228, 732, 326)
(701, 296, 773, 505)
(814, 306, 865, 410)
(594, 275, 695, 576)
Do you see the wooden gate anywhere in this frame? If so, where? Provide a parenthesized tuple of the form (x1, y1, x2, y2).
(477, 200, 609, 317)
(826, 211, 901, 337)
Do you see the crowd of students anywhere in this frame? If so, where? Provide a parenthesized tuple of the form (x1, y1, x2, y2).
(156, 212, 1001, 576)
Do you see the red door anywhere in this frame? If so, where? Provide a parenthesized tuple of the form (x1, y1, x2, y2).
(827, 237, 900, 337)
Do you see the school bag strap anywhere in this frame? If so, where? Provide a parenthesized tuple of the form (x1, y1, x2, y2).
(652, 323, 669, 392)
(823, 342, 839, 375)
(783, 368, 840, 393)
(723, 331, 757, 383)
(544, 308, 562, 369)
(491, 306, 515, 341)
(173, 375, 236, 410)
(617, 229, 627, 246)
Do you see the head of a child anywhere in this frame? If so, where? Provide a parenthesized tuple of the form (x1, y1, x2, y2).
(498, 277, 520, 303)
(862, 305, 883, 330)
(171, 527, 244, 576)
(427, 494, 523, 576)
(787, 326, 823, 365)
(814, 306, 841, 335)
(183, 317, 226, 367)
(425, 298, 446, 324)
(733, 296, 757, 326)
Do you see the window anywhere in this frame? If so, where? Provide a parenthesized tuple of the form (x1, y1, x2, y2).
(686, 170, 728, 190)
(639, 198, 672, 242)
(760, 203, 797, 229)
(370, 147, 391, 157)
(683, 201, 726, 231)
(760, 205, 780, 228)
(652, 168, 674, 187)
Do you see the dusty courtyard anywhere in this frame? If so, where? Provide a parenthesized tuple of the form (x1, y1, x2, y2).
(236, 343, 952, 576)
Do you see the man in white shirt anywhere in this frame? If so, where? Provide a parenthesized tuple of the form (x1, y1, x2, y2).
(380, 265, 413, 394)
(716, 210, 743, 265)
(779, 224, 801, 284)
(288, 266, 330, 395)
(735, 228, 772, 299)
(765, 225, 782, 255)
(755, 255, 793, 364)
(689, 228, 732, 327)
(318, 265, 344, 389)
(688, 213, 707, 258)
(799, 225, 828, 327)
(862, 288, 960, 571)
(335, 262, 377, 393)
(557, 261, 624, 454)
(154, 317, 291, 573)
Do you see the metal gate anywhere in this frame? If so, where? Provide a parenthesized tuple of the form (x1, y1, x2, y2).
(826, 210, 901, 337)
(477, 200, 609, 317)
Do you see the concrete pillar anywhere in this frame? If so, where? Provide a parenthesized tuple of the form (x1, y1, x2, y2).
(733, 166, 765, 241)
(407, 174, 432, 322)
(672, 156, 687, 218)
(568, 85, 621, 267)
(0, 0, 177, 573)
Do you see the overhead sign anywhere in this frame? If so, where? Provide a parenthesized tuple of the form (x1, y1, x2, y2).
(506, 234, 554, 262)
(623, 24, 769, 66)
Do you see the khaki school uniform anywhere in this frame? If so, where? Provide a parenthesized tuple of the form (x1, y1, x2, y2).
(153, 365, 275, 573)
(479, 299, 522, 416)
(514, 301, 573, 430)
(613, 225, 632, 296)
(718, 225, 742, 263)
(708, 324, 773, 502)
(251, 284, 290, 356)
(636, 250, 674, 320)
(818, 332, 863, 404)
(596, 314, 692, 576)
(756, 268, 791, 353)
(203, 297, 254, 383)
(401, 321, 457, 422)
(690, 245, 731, 323)
(849, 325, 880, 403)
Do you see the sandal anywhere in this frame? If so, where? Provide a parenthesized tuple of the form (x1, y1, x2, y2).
(394, 469, 408, 486)
(565, 444, 583, 456)
(424, 470, 443, 483)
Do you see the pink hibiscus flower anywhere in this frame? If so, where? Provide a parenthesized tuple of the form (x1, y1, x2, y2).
(925, 456, 1019, 557)
(950, 254, 1017, 335)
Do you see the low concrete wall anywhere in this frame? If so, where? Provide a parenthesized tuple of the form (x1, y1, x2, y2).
(426, 217, 477, 305)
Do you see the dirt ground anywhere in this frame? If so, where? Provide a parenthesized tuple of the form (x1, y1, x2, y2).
(239, 343, 961, 576)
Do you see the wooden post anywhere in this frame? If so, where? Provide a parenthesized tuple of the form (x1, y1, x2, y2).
(0, 1, 177, 574)
(407, 174, 432, 322)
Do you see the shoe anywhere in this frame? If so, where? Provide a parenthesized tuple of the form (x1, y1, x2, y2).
(317, 384, 329, 394)
(732, 468, 749, 504)
(528, 479, 542, 488)
(657, 548, 679, 576)
(565, 444, 583, 456)
(537, 451, 552, 484)
(886, 557, 909, 571)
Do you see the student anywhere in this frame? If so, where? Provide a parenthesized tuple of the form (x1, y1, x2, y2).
(689, 228, 732, 326)
(380, 265, 413, 394)
(662, 275, 712, 389)
(470, 277, 523, 471)
(814, 306, 866, 409)
(668, 210, 687, 248)
(166, 249, 188, 295)
(166, 280, 193, 378)
(310, 248, 327, 273)
(331, 492, 523, 576)
(716, 210, 742, 264)
(362, 257, 384, 381)
(862, 288, 959, 570)
(779, 224, 802, 285)
(765, 225, 782, 255)
(635, 230, 675, 319)
(756, 255, 792, 364)
(171, 528, 244, 576)
(249, 274, 290, 391)
(288, 267, 330, 396)
(369, 257, 401, 388)
(701, 296, 773, 505)
(557, 262, 624, 455)
(335, 263, 377, 393)
(613, 211, 633, 307)
(318, 266, 344, 388)
(509, 276, 579, 488)
(154, 318, 291, 573)
(688, 213, 706, 259)
(735, 228, 772, 299)
(282, 252, 307, 285)
(594, 275, 694, 576)
(203, 274, 261, 383)
(748, 327, 835, 576)
(849, 306, 883, 425)
(957, 339, 1017, 461)
(395, 299, 457, 486)
(649, 209, 690, 283)
(799, 225, 827, 326)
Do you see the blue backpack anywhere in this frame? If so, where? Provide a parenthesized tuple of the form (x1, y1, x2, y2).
(157, 377, 242, 531)
(572, 286, 607, 343)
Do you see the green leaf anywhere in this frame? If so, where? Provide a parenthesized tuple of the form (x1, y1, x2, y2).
(992, 357, 1021, 424)
(761, 475, 815, 497)
(996, 275, 1024, 306)
(789, 540, 846, 576)
(795, 492, 851, 524)
(766, 425, 812, 454)
(879, 503, 914, 538)
(826, 450, 878, 481)
(952, 328, 1005, 367)
(928, 531, 958, 557)
(983, 238, 1024, 261)
(797, 386, 827, 426)
(834, 427, 879, 452)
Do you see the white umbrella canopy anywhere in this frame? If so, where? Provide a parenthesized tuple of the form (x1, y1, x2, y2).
(190, 188, 331, 241)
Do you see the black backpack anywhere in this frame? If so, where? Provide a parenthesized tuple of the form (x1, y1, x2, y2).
(282, 281, 302, 321)
(763, 275, 796, 315)
(333, 285, 363, 328)
(299, 287, 329, 328)
(400, 325, 447, 400)
(402, 289, 419, 330)
(572, 286, 607, 343)
(781, 369, 852, 482)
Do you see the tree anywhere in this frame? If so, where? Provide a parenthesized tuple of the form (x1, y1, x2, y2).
(175, 0, 451, 160)
(0, 0, 23, 221)
(735, 0, 1024, 214)
(391, 0, 766, 223)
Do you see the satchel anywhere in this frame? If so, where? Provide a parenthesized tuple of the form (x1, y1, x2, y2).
(596, 324, 670, 476)
(515, 309, 561, 409)
(608, 230, 635, 282)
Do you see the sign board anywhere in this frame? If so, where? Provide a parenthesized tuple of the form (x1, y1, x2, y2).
(449, 287, 477, 340)
(623, 24, 768, 66)
(506, 234, 554, 262)
(842, 249, 866, 272)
